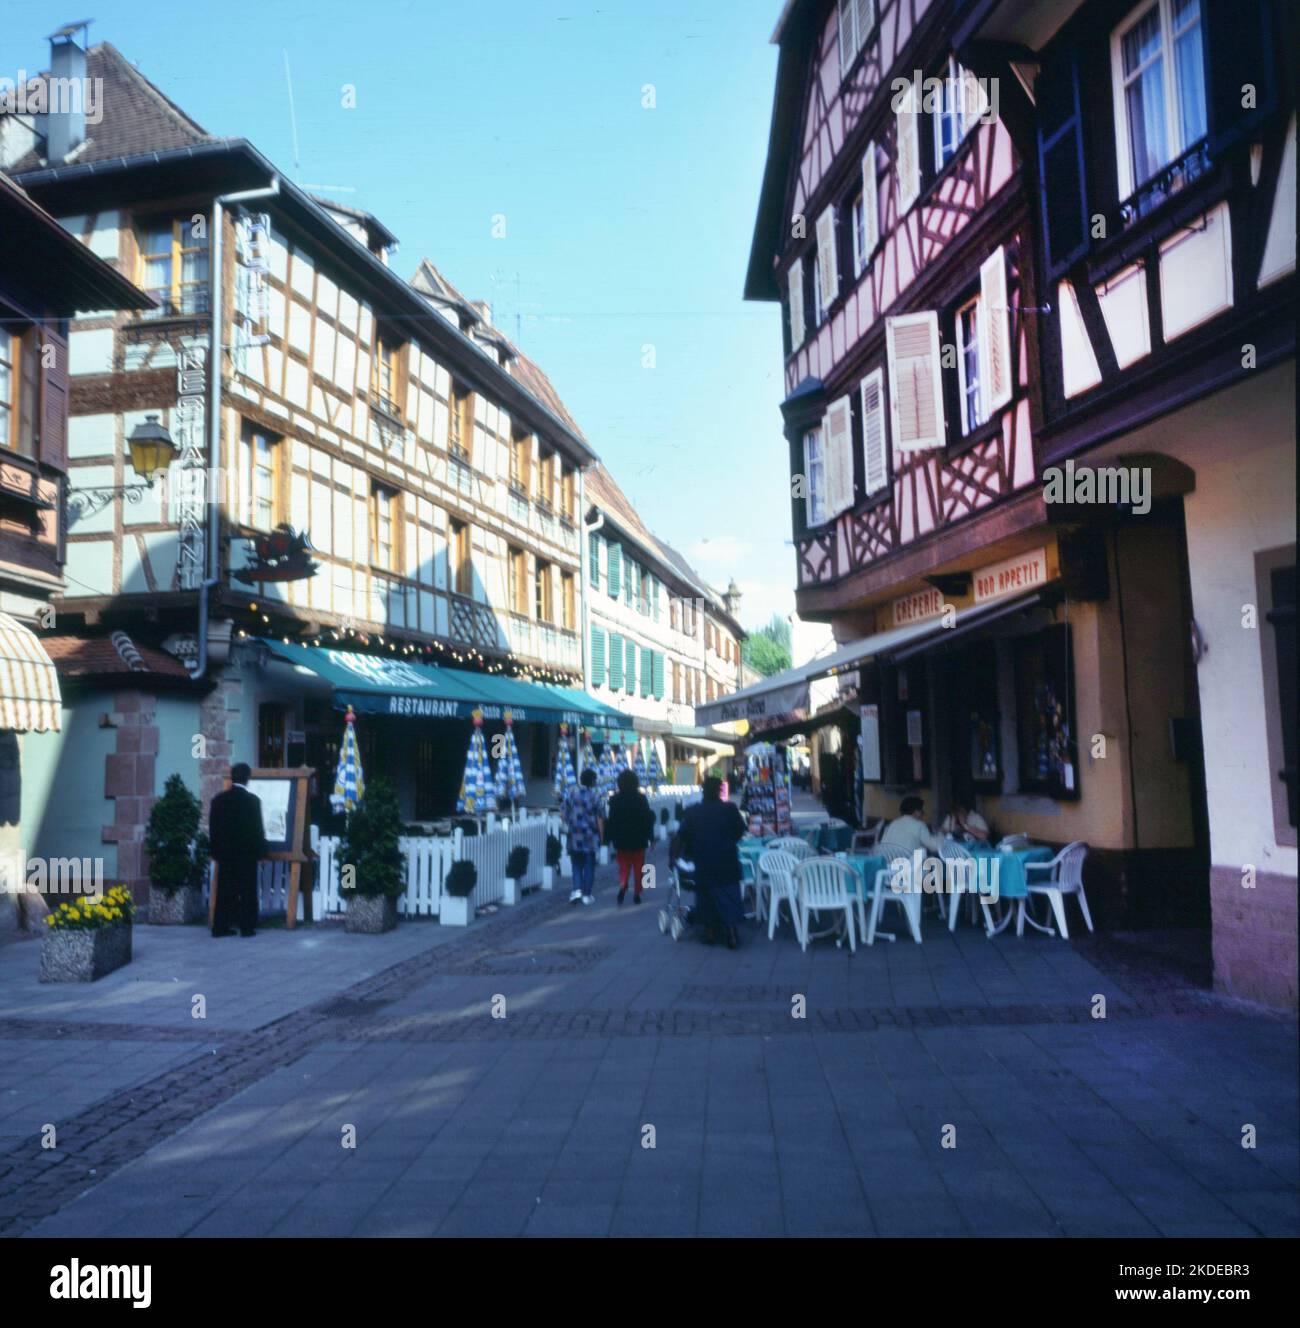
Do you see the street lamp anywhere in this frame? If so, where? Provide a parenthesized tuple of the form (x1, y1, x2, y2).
(68, 415, 178, 521)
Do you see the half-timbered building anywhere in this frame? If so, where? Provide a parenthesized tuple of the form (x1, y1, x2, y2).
(2, 30, 624, 896)
(738, 0, 1295, 1003)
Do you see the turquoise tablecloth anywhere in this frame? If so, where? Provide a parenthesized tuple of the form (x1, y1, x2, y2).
(842, 845, 1053, 901)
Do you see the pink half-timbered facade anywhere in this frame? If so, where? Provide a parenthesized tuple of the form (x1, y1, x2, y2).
(749, 0, 1043, 618)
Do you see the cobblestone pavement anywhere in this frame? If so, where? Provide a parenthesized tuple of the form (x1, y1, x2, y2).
(2, 844, 1296, 1238)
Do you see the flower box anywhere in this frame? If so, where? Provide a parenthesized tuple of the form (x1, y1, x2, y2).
(147, 884, 204, 926)
(41, 921, 132, 983)
(440, 894, 471, 927)
(345, 894, 398, 933)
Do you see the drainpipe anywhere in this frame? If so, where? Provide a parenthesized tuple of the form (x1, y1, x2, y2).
(581, 492, 605, 771)
(193, 179, 281, 680)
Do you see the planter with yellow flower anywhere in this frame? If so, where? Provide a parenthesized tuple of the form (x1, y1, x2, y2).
(41, 887, 135, 983)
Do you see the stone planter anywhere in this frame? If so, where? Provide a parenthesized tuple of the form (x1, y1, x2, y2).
(344, 894, 398, 934)
(541, 867, 555, 892)
(41, 923, 133, 983)
(440, 893, 472, 926)
(502, 876, 523, 906)
(147, 884, 203, 926)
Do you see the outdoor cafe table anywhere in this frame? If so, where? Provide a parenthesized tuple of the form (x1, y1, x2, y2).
(842, 842, 1054, 934)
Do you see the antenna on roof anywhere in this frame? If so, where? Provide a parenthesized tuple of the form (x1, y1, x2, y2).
(283, 50, 301, 182)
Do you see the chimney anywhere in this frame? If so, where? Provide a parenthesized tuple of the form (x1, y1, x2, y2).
(44, 22, 91, 163)
(724, 579, 742, 619)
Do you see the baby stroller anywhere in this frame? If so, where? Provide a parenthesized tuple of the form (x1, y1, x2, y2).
(658, 857, 697, 942)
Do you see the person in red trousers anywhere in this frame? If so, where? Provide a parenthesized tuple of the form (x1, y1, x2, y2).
(604, 767, 656, 904)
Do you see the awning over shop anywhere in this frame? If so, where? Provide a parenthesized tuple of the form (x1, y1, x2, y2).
(750, 704, 859, 745)
(256, 639, 631, 729)
(694, 594, 1045, 727)
(672, 735, 736, 756)
(0, 614, 62, 733)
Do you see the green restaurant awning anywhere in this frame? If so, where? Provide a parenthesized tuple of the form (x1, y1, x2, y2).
(256, 639, 631, 729)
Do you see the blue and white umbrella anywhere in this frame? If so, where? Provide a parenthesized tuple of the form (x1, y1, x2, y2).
(332, 706, 365, 813)
(633, 742, 650, 789)
(457, 709, 497, 815)
(597, 742, 620, 801)
(493, 709, 527, 804)
(647, 743, 664, 789)
(553, 723, 577, 802)
(579, 729, 597, 780)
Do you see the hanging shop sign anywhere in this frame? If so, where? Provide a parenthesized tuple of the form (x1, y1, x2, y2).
(974, 547, 1049, 604)
(891, 585, 946, 628)
(233, 524, 320, 585)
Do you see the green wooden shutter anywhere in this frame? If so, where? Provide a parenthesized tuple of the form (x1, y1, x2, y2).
(609, 632, 624, 689)
(588, 532, 602, 591)
(641, 646, 653, 696)
(652, 578, 661, 619)
(652, 651, 665, 700)
(625, 638, 637, 693)
(590, 626, 606, 686)
(607, 543, 622, 599)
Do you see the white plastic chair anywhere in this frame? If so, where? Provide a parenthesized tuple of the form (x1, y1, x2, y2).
(794, 857, 859, 953)
(1019, 842, 1092, 939)
(866, 847, 923, 945)
(768, 836, 814, 861)
(759, 850, 802, 942)
(851, 820, 883, 852)
(998, 832, 1031, 851)
(938, 837, 979, 931)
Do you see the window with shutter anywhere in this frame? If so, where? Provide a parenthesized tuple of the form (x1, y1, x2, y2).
(1036, 49, 1089, 278)
(641, 646, 653, 697)
(788, 256, 805, 349)
(824, 395, 855, 518)
(591, 626, 606, 686)
(979, 246, 1013, 413)
(625, 638, 637, 694)
(653, 652, 665, 701)
(803, 428, 827, 526)
(41, 325, 70, 471)
(607, 543, 622, 598)
(588, 532, 602, 590)
(861, 142, 879, 264)
(838, 0, 875, 78)
(895, 80, 922, 213)
(609, 632, 624, 690)
(886, 312, 946, 450)
(816, 207, 838, 312)
(860, 369, 888, 495)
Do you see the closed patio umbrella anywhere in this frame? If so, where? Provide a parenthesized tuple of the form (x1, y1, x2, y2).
(332, 705, 365, 813)
(553, 722, 577, 802)
(493, 708, 527, 805)
(457, 708, 497, 815)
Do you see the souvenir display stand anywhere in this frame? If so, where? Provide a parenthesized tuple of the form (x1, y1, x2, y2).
(742, 742, 792, 837)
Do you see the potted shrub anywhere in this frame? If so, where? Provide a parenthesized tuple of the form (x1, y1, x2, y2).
(41, 886, 135, 983)
(502, 844, 530, 906)
(144, 774, 210, 925)
(441, 859, 477, 926)
(340, 776, 404, 933)
(543, 832, 562, 891)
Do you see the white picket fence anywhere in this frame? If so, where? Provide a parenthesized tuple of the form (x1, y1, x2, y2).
(207, 794, 701, 924)
(206, 809, 560, 923)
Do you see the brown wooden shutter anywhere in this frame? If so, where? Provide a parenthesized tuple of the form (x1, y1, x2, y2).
(40, 323, 69, 473)
(885, 312, 945, 450)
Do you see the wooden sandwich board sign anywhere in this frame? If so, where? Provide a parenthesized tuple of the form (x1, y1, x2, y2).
(207, 767, 316, 931)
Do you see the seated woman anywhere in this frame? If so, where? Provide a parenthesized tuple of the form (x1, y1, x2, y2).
(940, 797, 990, 844)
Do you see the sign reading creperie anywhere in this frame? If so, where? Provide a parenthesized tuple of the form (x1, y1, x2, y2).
(891, 586, 946, 627)
(974, 548, 1049, 604)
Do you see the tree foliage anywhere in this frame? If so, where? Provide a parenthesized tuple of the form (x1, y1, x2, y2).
(742, 613, 793, 677)
(340, 776, 404, 898)
(144, 773, 209, 895)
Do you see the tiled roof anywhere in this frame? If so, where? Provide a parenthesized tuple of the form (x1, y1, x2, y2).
(41, 633, 191, 680)
(5, 42, 212, 172)
(508, 350, 586, 442)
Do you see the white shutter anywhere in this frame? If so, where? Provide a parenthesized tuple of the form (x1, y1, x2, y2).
(886, 312, 946, 450)
(861, 141, 879, 260)
(837, 0, 855, 77)
(860, 369, 888, 494)
(895, 79, 921, 214)
(816, 207, 838, 310)
(802, 430, 823, 526)
(788, 256, 805, 349)
(854, 0, 875, 47)
(825, 395, 854, 518)
(979, 245, 1013, 411)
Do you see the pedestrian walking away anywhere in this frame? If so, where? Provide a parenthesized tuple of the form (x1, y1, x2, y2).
(605, 767, 655, 904)
(562, 766, 604, 905)
(208, 762, 269, 937)
(677, 774, 747, 948)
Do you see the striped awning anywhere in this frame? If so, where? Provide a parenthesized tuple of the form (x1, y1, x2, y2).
(0, 613, 62, 733)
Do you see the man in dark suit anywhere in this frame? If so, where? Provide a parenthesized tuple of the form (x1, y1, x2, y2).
(678, 775, 748, 949)
(209, 763, 268, 937)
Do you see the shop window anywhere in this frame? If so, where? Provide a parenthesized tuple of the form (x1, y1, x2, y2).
(880, 660, 929, 786)
(258, 703, 288, 768)
(1013, 624, 1080, 799)
(953, 643, 1002, 793)
(530, 725, 551, 778)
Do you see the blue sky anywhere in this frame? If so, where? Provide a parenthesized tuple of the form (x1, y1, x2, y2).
(12, 0, 795, 631)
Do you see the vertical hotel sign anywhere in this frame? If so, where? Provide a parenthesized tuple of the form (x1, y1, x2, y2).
(174, 345, 207, 590)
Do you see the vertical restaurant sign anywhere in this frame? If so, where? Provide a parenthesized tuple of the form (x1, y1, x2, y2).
(174, 343, 206, 590)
